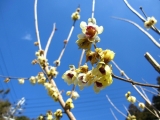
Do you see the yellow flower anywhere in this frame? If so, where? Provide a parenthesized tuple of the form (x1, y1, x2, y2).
(62, 65, 77, 85)
(76, 64, 88, 73)
(76, 34, 92, 50)
(127, 96, 136, 104)
(85, 71, 95, 86)
(138, 102, 145, 110)
(54, 109, 63, 118)
(102, 49, 115, 64)
(80, 18, 103, 39)
(77, 73, 87, 90)
(144, 16, 157, 29)
(95, 48, 104, 59)
(46, 111, 53, 120)
(29, 76, 36, 85)
(65, 98, 74, 109)
(18, 78, 25, 84)
(4, 78, 10, 83)
(71, 11, 80, 21)
(127, 115, 136, 120)
(92, 62, 112, 77)
(125, 91, 131, 98)
(93, 75, 112, 93)
(86, 50, 98, 65)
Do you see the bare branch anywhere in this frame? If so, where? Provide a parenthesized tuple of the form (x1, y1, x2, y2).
(44, 23, 56, 58)
(58, 24, 75, 62)
(92, 0, 95, 18)
(34, 0, 42, 50)
(112, 16, 160, 48)
(110, 108, 118, 120)
(106, 95, 127, 118)
(112, 74, 160, 88)
(123, 0, 160, 34)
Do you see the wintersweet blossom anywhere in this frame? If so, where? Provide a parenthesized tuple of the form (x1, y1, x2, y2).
(125, 91, 131, 98)
(54, 109, 63, 119)
(47, 67, 58, 78)
(93, 75, 112, 93)
(127, 96, 136, 104)
(138, 102, 145, 110)
(86, 50, 98, 65)
(29, 76, 36, 85)
(38, 115, 44, 120)
(127, 115, 136, 120)
(62, 65, 77, 85)
(92, 62, 112, 77)
(46, 111, 53, 120)
(36, 72, 46, 84)
(66, 91, 80, 100)
(18, 78, 25, 84)
(85, 71, 95, 86)
(144, 16, 157, 29)
(54, 60, 61, 66)
(76, 33, 100, 50)
(80, 18, 103, 39)
(65, 98, 74, 109)
(71, 11, 80, 21)
(102, 49, 115, 64)
(4, 78, 10, 83)
(76, 64, 88, 74)
(77, 73, 87, 90)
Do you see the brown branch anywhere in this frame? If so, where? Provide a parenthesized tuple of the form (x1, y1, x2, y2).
(112, 73, 160, 88)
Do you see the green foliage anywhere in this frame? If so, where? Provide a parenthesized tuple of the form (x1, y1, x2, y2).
(15, 116, 30, 120)
(0, 99, 11, 120)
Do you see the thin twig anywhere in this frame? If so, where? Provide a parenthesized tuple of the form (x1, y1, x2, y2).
(123, 0, 160, 34)
(58, 24, 75, 62)
(112, 16, 160, 48)
(0, 75, 29, 80)
(142, 78, 159, 93)
(139, 86, 150, 101)
(112, 60, 151, 105)
(143, 88, 159, 96)
(34, 0, 42, 50)
(123, 105, 130, 116)
(106, 95, 127, 118)
(44, 23, 56, 58)
(110, 108, 118, 120)
(112, 60, 160, 118)
(91, 0, 95, 18)
(112, 74, 160, 88)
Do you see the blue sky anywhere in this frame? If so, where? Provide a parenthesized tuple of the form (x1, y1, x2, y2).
(0, 0, 160, 119)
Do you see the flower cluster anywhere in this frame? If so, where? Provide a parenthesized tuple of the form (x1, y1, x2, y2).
(76, 18, 103, 50)
(144, 16, 157, 29)
(125, 91, 136, 104)
(54, 109, 63, 120)
(44, 82, 59, 101)
(65, 98, 74, 109)
(35, 50, 49, 68)
(36, 72, 46, 84)
(62, 63, 113, 93)
(47, 67, 58, 78)
(86, 48, 115, 65)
